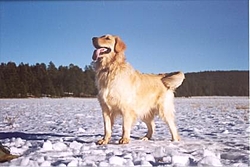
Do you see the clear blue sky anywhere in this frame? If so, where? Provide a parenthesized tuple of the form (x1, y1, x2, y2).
(0, 1, 248, 73)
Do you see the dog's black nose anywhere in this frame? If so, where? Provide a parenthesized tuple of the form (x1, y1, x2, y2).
(92, 37, 97, 41)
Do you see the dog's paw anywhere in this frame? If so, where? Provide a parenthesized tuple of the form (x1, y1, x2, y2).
(96, 139, 109, 145)
(119, 138, 130, 144)
(171, 135, 181, 142)
(140, 136, 149, 141)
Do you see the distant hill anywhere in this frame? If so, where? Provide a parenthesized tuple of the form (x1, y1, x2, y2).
(176, 71, 249, 97)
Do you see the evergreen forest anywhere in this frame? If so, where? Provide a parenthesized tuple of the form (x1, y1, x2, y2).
(0, 62, 96, 98)
(176, 71, 249, 97)
(0, 62, 248, 98)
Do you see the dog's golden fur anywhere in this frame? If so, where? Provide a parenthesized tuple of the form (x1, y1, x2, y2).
(92, 34, 185, 145)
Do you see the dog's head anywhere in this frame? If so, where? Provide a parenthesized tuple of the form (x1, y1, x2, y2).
(92, 34, 126, 63)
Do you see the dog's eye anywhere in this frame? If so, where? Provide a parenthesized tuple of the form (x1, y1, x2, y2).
(105, 37, 110, 40)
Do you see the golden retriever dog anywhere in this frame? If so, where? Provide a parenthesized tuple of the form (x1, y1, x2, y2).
(92, 34, 185, 145)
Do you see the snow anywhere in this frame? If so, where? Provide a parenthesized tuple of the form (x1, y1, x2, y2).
(42, 140, 53, 151)
(0, 97, 249, 166)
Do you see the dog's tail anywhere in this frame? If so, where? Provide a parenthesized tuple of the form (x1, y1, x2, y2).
(160, 71, 185, 90)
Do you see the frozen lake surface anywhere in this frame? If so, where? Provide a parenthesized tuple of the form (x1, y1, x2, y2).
(0, 97, 249, 166)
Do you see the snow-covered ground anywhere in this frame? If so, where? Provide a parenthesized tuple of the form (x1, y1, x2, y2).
(0, 97, 249, 167)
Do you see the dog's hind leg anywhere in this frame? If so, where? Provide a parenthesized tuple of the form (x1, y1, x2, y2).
(164, 115, 180, 141)
(159, 92, 180, 142)
(141, 113, 155, 141)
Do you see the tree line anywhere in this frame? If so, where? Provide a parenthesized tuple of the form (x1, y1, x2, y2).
(0, 62, 97, 98)
(176, 71, 249, 97)
(0, 61, 249, 98)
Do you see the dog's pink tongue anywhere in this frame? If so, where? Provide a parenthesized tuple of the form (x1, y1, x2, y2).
(92, 48, 106, 61)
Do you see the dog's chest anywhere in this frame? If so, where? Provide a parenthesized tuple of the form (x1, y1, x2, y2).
(97, 71, 129, 108)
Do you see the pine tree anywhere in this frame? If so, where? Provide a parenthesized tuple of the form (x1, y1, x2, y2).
(4, 62, 19, 97)
(83, 65, 97, 96)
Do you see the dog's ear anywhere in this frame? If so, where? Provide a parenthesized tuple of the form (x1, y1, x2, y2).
(114, 36, 126, 53)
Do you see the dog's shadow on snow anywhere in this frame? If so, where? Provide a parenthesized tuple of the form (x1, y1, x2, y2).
(0, 132, 68, 140)
(0, 132, 103, 144)
(0, 132, 166, 146)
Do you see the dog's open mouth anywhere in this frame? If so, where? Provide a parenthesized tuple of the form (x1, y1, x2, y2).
(92, 47, 111, 61)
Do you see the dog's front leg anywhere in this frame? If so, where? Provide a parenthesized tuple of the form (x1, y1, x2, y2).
(97, 111, 113, 145)
(119, 113, 135, 144)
